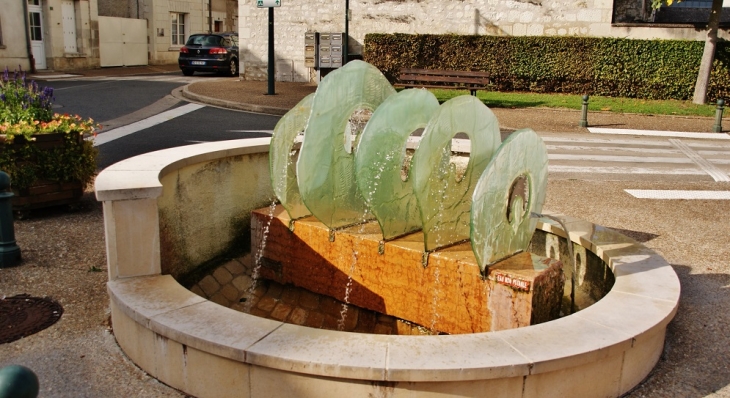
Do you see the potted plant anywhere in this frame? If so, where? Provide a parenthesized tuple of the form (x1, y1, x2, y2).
(0, 68, 98, 212)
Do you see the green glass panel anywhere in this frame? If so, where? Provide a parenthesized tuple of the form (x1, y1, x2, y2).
(296, 60, 396, 229)
(411, 95, 501, 252)
(470, 128, 549, 272)
(354, 89, 440, 240)
(269, 93, 314, 219)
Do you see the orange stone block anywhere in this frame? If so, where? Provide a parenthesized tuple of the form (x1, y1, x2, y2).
(252, 205, 564, 335)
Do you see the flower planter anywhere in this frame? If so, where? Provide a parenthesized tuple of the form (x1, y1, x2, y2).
(12, 180, 83, 211)
(0, 132, 88, 212)
(1, 69, 98, 213)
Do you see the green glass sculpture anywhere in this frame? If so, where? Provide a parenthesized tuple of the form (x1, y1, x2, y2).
(296, 60, 396, 229)
(470, 128, 549, 272)
(411, 95, 501, 252)
(354, 89, 440, 240)
(269, 93, 314, 220)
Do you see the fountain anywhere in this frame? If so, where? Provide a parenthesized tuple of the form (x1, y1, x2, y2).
(260, 61, 562, 335)
(96, 61, 680, 398)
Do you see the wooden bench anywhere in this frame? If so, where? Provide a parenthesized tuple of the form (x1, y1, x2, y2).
(394, 68, 491, 96)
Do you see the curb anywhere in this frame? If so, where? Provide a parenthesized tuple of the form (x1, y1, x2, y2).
(181, 85, 290, 116)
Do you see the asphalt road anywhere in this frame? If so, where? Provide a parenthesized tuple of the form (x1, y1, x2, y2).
(42, 76, 281, 170)
(46, 79, 185, 122)
(95, 106, 278, 169)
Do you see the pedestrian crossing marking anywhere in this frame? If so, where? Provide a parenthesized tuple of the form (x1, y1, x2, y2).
(625, 190, 730, 199)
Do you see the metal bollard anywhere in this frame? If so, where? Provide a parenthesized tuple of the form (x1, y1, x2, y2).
(0, 365, 39, 398)
(0, 171, 21, 268)
(713, 99, 725, 133)
(579, 95, 589, 128)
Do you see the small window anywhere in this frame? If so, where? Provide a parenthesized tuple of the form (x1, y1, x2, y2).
(214, 20, 223, 32)
(171, 13, 186, 46)
(29, 12, 42, 41)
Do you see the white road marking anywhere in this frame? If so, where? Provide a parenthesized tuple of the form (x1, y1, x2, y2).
(225, 130, 275, 134)
(589, 127, 730, 140)
(548, 165, 708, 175)
(542, 136, 674, 147)
(93, 103, 205, 146)
(545, 145, 679, 154)
(669, 139, 730, 182)
(549, 154, 697, 163)
(625, 190, 730, 199)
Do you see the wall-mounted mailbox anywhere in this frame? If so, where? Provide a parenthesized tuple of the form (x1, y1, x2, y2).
(330, 33, 343, 45)
(330, 45, 342, 67)
(307, 31, 345, 70)
(319, 56, 332, 68)
(305, 31, 319, 68)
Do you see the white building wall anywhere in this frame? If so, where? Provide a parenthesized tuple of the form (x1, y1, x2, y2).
(145, 0, 208, 64)
(0, 1, 32, 71)
(44, 0, 100, 70)
(239, 0, 730, 82)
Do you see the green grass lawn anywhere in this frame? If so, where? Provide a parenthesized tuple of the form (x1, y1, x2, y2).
(427, 89, 720, 118)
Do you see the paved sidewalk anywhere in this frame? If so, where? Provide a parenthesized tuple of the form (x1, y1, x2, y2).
(29, 64, 181, 79)
(183, 78, 727, 136)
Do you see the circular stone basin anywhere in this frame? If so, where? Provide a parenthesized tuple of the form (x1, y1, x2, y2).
(96, 138, 680, 398)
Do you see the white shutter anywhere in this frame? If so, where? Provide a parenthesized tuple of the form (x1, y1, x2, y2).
(61, 0, 77, 53)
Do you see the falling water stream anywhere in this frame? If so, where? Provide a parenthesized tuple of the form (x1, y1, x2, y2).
(338, 248, 359, 331)
(336, 111, 373, 330)
(429, 266, 441, 332)
(243, 199, 278, 312)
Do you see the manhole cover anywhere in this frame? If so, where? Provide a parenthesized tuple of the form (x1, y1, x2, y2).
(0, 294, 63, 344)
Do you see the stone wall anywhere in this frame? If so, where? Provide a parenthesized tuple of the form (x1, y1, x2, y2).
(98, 0, 138, 18)
(239, 0, 730, 82)
(158, 152, 273, 280)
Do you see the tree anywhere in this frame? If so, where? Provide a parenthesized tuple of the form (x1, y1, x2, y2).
(652, 0, 724, 104)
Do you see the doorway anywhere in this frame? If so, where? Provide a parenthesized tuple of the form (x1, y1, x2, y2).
(27, 0, 46, 69)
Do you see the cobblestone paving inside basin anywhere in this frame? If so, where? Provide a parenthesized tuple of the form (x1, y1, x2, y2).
(189, 254, 435, 335)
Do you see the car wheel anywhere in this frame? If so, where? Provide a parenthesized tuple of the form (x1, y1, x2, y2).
(182, 69, 194, 76)
(227, 58, 238, 77)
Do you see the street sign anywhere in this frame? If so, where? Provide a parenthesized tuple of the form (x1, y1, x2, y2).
(257, 0, 281, 7)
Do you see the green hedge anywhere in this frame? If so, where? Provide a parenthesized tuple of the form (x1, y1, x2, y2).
(363, 34, 730, 101)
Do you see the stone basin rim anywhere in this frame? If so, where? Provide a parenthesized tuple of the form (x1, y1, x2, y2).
(97, 138, 680, 386)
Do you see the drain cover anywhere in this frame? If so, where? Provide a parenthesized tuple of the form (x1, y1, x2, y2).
(0, 294, 63, 344)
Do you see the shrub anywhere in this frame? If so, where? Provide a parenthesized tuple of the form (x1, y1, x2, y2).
(0, 68, 98, 191)
(363, 34, 730, 101)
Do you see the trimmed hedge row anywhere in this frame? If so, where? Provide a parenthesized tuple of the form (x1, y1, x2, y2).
(363, 34, 730, 101)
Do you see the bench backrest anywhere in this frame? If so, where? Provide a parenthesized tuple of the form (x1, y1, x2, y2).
(398, 68, 490, 85)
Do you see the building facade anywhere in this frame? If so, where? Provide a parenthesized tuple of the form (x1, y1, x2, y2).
(1, 0, 100, 72)
(0, 1, 31, 71)
(0, 0, 239, 72)
(238, 0, 730, 82)
(101, 0, 239, 65)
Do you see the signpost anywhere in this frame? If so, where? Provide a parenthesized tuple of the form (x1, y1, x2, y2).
(257, 0, 281, 95)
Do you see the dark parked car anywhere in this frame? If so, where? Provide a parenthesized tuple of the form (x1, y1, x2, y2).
(178, 33, 239, 77)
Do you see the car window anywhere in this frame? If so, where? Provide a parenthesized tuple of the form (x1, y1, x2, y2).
(186, 35, 205, 46)
(186, 35, 222, 46)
